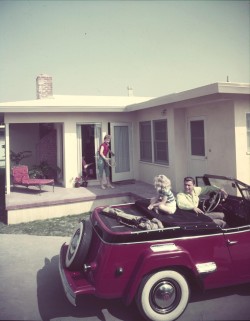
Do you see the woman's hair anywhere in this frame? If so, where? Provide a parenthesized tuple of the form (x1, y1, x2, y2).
(154, 174, 171, 189)
(104, 135, 111, 140)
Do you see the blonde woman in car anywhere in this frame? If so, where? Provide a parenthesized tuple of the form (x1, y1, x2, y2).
(148, 175, 176, 214)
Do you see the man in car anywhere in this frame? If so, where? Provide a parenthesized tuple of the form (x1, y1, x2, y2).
(176, 176, 228, 228)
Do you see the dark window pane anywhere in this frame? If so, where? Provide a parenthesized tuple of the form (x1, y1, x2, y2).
(139, 121, 152, 162)
(153, 120, 169, 165)
(190, 120, 205, 156)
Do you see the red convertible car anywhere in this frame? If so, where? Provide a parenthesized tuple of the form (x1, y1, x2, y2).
(59, 174, 250, 321)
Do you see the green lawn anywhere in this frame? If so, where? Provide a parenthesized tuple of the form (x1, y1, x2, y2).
(0, 213, 90, 237)
(0, 168, 91, 237)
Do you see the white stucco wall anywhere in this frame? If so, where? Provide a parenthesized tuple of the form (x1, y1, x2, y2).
(4, 90, 250, 192)
(173, 108, 187, 192)
(5, 112, 137, 188)
(132, 98, 244, 192)
(186, 100, 236, 178)
(234, 98, 250, 184)
(133, 105, 178, 191)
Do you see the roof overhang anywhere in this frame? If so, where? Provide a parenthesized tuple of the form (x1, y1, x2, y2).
(126, 82, 250, 111)
(0, 82, 249, 114)
(0, 95, 153, 113)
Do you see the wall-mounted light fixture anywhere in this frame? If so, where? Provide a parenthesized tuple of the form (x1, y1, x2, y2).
(161, 109, 167, 116)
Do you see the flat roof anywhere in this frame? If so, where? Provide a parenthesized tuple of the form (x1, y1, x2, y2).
(0, 95, 153, 113)
(0, 82, 249, 113)
(126, 82, 250, 111)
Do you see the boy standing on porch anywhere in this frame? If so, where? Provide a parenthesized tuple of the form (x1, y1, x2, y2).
(98, 135, 115, 189)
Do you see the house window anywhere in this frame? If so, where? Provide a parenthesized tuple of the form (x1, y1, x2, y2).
(153, 120, 169, 165)
(190, 120, 205, 156)
(247, 113, 250, 153)
(139, 120, 169, 165)
(139, 121, 152, 162)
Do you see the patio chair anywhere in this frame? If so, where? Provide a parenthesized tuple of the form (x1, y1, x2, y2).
(11, 165, 54, 193)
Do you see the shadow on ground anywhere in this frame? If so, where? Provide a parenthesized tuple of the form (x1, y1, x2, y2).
(37, 255, 144, 321)
(37, 255, 250, 321)
(191, 281, 250, 302)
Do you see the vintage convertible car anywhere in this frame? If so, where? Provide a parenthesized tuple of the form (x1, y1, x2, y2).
(59, 174, 250, 321)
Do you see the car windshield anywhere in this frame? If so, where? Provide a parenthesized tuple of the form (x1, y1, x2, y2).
(206, 176, 250, 200)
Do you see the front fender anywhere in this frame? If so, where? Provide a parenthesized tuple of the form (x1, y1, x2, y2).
(124, 243, 200, 305)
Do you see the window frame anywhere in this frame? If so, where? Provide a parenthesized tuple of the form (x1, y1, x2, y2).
(139, 119, 169, 165)
(153, 119, 169, 165)
(190, 119, 205, 157)
(139, 121, 152, 162)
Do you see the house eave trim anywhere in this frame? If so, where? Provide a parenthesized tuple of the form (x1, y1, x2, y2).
(0, 107, 127, 113)
(126, 82, 250, 111)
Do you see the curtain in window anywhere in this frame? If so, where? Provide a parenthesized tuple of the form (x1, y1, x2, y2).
(114, 126, 130, 173)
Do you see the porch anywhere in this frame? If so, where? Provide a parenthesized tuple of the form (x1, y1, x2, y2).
(5, 180, 156, 225)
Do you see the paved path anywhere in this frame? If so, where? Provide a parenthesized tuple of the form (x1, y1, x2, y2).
(0, 234, 250, 321)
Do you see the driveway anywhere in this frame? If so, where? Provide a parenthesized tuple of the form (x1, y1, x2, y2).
(0, 234, 250, 321)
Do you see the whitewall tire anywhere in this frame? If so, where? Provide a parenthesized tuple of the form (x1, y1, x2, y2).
(65, 219, 92, 270)
(136, 270, 190, 321)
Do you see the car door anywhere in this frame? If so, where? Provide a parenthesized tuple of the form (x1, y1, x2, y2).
(224, 226, 250, 282)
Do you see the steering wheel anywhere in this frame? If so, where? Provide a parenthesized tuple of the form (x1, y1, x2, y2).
(202, 191, 222, 213)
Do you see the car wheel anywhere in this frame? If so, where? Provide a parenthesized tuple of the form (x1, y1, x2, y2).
(65, 218, 92, 270)
(136, 270, 189, 321)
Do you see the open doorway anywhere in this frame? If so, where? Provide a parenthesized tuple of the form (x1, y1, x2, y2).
(80, 124, 101, 180)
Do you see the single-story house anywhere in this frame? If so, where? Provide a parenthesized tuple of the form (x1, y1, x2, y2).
(0, 75, 249, 195)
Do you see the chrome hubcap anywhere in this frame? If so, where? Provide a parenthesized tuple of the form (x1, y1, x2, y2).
(150, 280, 180, 313)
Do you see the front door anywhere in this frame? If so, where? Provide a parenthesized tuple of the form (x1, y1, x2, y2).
(188, 118, 207, 178)
(110, 123, 133, 182)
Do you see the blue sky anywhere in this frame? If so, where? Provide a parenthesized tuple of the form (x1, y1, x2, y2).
(0, 0, 249, 102)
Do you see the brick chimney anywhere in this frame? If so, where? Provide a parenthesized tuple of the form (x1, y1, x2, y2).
(36, 74, 53, 99)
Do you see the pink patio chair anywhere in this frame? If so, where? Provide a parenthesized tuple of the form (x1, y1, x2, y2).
(11, 165, 54, 193)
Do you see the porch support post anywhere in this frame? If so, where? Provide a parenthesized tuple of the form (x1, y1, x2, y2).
(55, 123, 63, 183)
(63, 121, 78, 188)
